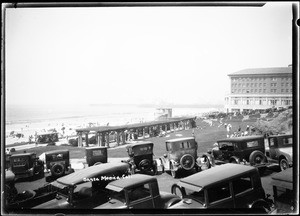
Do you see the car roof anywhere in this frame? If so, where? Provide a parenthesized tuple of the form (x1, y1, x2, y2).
(86, 146, 107, 150)
(45, 149, 69, 154)
(217, 135, 264, 142)
(178, 164, 256, 191)
(10, 152, 35, 157)
(126, 142, 154, 149)
(166, 137, 195, 143)
(268, 134, 293, 139)
(56, 162, 129, 186)
(106, 174, 157, 192)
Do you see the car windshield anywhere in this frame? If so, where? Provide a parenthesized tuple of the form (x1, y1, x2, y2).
(185, 188, 205, 204)
(132, 145, 153, 156)
(110, 190, 126, 203)
(218, 142, 235, 151)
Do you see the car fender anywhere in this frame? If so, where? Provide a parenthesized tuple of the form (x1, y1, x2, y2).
(278, 150, 293, 164)
(249, 199, 272, 211)
(229, 156, 241, 164)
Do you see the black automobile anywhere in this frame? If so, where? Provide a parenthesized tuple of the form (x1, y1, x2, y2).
(124, 142, 157, 175)
(9, 153, 44, 180)
(45, 149, 74, 182)
(211, 135, 268, 173)
(85, 146, 108, 166)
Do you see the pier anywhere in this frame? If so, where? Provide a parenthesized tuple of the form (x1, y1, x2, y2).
(75, 117, 196, 147)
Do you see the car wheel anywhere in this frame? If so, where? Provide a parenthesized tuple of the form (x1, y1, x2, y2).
(249, 150, 267, 166)
(51, 163, 65, 177)
(279, 158, 289, 171)
(170, 163, 178, 178)
(180, 154, 195, 170)
(171, 184, 186, 198)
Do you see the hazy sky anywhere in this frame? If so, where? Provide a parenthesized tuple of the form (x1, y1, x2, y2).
(5, 2, 293, 106)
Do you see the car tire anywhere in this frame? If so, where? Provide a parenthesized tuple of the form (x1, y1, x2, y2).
(180, 154, 195, 170)
(279, 158, 289, 171)
(50, 163, 65, 177)
(93, 162, 102, 166)
(249, 150, 267, 166)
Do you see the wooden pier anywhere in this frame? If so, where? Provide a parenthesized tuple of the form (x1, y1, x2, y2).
(75, 117, 196, 147)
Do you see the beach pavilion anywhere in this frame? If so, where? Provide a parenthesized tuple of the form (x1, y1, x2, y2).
(75, 117, 196, 148)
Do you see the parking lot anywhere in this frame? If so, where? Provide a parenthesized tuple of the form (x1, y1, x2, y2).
(11, 162, 294, 213)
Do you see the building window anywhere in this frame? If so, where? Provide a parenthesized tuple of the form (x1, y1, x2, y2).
(254, 89, 257, 93)
(251, 83, 253, 87)
(259, 83, 262, 87)
(263, 83, 266, 87)
(254, 83, 257, 87)
(281, 89, 284, 93)
(270, 100, 277, 105)
(246, 100, 250, 105)
(286, 89, 289, 93)
(259, 100, 262, 105)
(272, 77, 277, 81)
(234, 100, 238, 105)
(263, 89, 266, 93)
(286, 83, 289, 87)
(246, 83, 249, 87)
(251, 89, 253, 93)
(259, 89, 262, 93)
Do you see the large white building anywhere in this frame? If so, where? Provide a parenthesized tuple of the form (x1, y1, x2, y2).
(225, 66, 293, 113)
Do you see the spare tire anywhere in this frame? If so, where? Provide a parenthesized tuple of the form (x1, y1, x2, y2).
(249, 150, 267, 166)
(139, 159, 151, 171)
(51, 163, 65, 177)
(180, 154, 195, 170)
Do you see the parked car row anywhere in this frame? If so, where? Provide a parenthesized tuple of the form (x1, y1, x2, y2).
(4, 134, 293, 212)
(5, 162, 277, 212)
(208, 134, 293, 173)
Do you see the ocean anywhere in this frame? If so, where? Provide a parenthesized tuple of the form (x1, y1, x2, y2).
(5, 104, 221, 143)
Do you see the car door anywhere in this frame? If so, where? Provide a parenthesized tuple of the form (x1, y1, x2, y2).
(268, 137, 278, 160)
(126, 183, 154, 209)
(206, 182, 234, 208)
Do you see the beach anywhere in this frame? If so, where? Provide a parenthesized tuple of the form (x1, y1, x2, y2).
(5, 104, 221, 146)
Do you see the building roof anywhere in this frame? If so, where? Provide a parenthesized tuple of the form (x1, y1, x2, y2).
(228, 67, 292, 76)
(178, 164, 256, 191)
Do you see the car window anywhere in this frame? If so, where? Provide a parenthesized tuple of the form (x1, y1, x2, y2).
(128, 184, 151, 202)
(246, 140, 259, 148)
(282, 137, 292, 146)
(218, 142, 234, 151)
(232, 176, 253, 195)
(92, 150, 104, 156)
(180, 142, 185, 149)
(207, 183, 231, 204)
(110, 190, 126, 202)
(185, 188, 205, 204)
(269, 138, 275, 147)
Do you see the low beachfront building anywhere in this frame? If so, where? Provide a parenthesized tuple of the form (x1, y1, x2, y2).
(225, 65, 293, 113)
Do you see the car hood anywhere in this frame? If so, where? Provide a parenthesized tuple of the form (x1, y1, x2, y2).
(94, 199, 126, 209)
(278, 147, 292, 157)
(32, 197, 70, 209)
(168, 198, 205, 209)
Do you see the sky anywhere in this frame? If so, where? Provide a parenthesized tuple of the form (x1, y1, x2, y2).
(4, 2, 294, 106)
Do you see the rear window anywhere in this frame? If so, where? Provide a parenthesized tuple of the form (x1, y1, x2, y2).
(128, 184, 151, 202)
(282, 137, 292, 146)
(92, 150, 104, 156)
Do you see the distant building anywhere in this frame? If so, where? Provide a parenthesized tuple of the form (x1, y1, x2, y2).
(225, 66, 293, 113)
(155, 108, 172, 120)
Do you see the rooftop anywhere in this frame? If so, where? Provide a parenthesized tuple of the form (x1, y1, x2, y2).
(178, 163, 256, 191)
(228, 67, 292, 76)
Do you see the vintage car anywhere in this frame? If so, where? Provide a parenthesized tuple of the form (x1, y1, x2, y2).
(9, 152, 44, 179)
(159, 137, 200, 178)
(170, 163, 274, 213)
(36, 132, 59, 144)
(7, 163, 130, 209)
(86, 146, 108, 166)
(123, 142, 157, 175)
(265, 134, 293, 171)
(211, 135, 268, 173)
(94, 174, 181, 209)
(44, 150, 74, 182)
